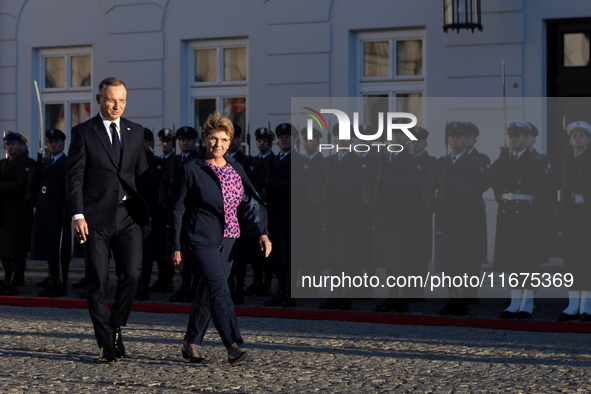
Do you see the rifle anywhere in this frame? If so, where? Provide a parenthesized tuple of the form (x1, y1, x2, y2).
(33, 80, 45, 158)
(502, 61, 507, 148)
(246, 122, 251, 156)
(3, 130, 6, 159)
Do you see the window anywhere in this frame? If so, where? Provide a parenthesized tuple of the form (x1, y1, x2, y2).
(356, 31, 425, 129)
(38, 47, 93, 149)
(189, 39, 248, 152)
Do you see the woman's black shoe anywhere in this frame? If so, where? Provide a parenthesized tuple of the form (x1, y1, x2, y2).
(181, 344, 204, 363)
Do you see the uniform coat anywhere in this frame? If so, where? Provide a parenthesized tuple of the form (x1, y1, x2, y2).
(309, 152, 363, 272)
(488, 149, 551, 274)
(423, 153, 487, 275)
(467, 148, 491, 266)
(260, 151, 294, 267)
(0, 154, 30, 258)
(560, 148, 591, 289)
(28, 154, 71, 262)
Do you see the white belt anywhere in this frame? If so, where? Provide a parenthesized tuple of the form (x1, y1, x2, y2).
(574, 194, 585, 204)
(502, 193, 535, 202)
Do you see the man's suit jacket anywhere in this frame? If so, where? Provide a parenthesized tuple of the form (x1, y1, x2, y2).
(170, 153, 268, 251)
(66, 114, 150, 230)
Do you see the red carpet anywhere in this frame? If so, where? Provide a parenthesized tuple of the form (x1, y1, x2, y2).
(1, 296, 590, 334)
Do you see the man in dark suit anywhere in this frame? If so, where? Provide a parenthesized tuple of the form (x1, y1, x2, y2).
(29, 129, 71, 297)
(66, 77, 151, 364)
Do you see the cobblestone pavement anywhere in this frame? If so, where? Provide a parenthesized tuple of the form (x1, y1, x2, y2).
(1, 305, 590, 393)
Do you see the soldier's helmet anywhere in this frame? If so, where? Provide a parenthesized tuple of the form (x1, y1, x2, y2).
(463, 122, 479, 137)
(300, 127, 322, 140)
(410, 126, 429, 141)
(566, 121, 591, 136)
(506, 120, 532, 136)
(158, 128, 175, 140)
(3, 131, 23, 143)
(254, 127, 275, 142)
(46, 129, 66, 141)
(176, 126, 198, 140)
(143, 128, 154, 141)
(275, 123, 297, 138)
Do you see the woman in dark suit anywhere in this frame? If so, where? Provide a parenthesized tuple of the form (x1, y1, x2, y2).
(171, 112, 271, 366)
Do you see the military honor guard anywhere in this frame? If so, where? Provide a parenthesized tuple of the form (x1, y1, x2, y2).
(238, 127, 276, 298)
(558, 121, 591, 322)
(488, 120, 552, 319)
(312, 124, 363, 310)
(0, 132, 30, 295)
(28, 129, 71, 297)
(164, 126, 199, 302)
(262, 123, 298, 308)
(423, 122, 487, 316)
(137, 128, 162, 301)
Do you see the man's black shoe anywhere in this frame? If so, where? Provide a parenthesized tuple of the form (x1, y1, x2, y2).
(36, 277, 49, 287)
(78, 291, 86, 299)
(558, 312, 579, 322)
(232, 292, 245, 305)
(264, 293, 285, 307)
(136, 288, 151, 301)
(453, 303, 469, 316)
(159, 283, 174, 293)
(282, 298, 296, 308)
(439, 299, 458, 315)
(337, 299, 352, 310)
(518, 311, 532, 319)
(243, 283, 261, 296)
(375, 299, 397, 312)
(4, 282, 18, 296)
(149, 279, 165, 293)
(98, 346, 117, 364)
(318, 298, 339, 310)
(392, 300, 409, 313)
(72, 277, 87, 289)
(111, 327, 126, 359)
(580, 313, 590, 322)
(169, 286, 188, 302)
(500, 310, 518, 319)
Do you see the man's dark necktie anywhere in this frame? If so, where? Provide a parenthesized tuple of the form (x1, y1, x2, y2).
(110, 122, 125, 201)
(452, 156, 457, 163)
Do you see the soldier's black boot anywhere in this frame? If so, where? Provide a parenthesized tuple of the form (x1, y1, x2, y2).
(5, 280, 18, 296)
(136, 276, 151, 301)
(149, 261, 167, 292)
(183, 274, 198, 303)
(258, 265, 274, 297)
(51, 260, 70, 297)
(169, 273, 189, 302)
(38, 261, 60, 297)
(72, 276, 87, 289)
(375, 298, 397, 312)
(37, 276, 50, 287)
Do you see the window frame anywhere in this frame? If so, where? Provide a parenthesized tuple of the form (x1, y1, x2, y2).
(37, 46, 93, 151)
(357, 30, 426, 126)
(188, 39, 249, 152)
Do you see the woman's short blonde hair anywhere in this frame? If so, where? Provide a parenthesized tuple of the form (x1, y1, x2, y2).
(202, 111, 234, 140)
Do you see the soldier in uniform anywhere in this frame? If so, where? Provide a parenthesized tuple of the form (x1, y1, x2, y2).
(262, 123, 298, 307)
(163, 126, 198, 302)
(311, 124, 363, 310)
(557, 121, 591, 321)
(227, 124, 249, 167)
(462, 122, 491, 303)
(0, 132, 30, 295)
(234, 128, 276, 300)
(423, 122, 487, 316)
(293, 127, 324, 279)
(29, 129, 71, 297)
(489, 120, 552, 319)
(137, 128, 161, 301)
(368, 127, 434, 312)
